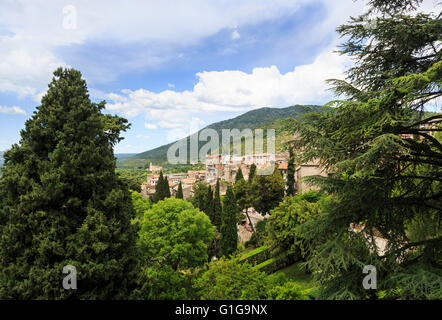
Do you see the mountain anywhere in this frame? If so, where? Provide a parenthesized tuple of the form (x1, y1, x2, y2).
(115, 153, 137, 160)
(117, 105, 322, 168)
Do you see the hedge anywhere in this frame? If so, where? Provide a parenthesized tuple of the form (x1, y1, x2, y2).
(253, 254, 296, 274)
(239, 245, 270, 266)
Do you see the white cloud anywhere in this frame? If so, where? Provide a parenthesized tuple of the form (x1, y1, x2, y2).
(0, 0, 311, 98)
(168, 83, 175, 88)
(231, 29, 241, 40)
(105, 47, 350, 120)
(1, 0, 438, 100)
(144, 123, 158, 130)
(0, 105, 26, 115)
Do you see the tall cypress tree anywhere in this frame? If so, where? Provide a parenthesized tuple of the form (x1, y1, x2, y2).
(205, 186, 214, 221)
(235, 168, 244, 183)
(153, 171, 169, 203)
(213, 180, 222, 230)
(0, 68, 140, 299)
(286, 147, 296, 196)
(176, 181, 183, 199)
(220, 185, 238, 257)
(164, 176, 171, 198)
(248, 163, 257, 184)
(152, 172, 163, 203)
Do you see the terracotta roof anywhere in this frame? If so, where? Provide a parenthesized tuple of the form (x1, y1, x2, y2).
(278, 163, 288, 170)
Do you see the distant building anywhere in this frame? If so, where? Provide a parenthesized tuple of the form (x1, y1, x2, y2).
(148, 162, 162, 173)
(294, 159, 328, 193)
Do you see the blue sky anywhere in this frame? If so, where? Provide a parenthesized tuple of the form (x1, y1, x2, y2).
(0, 0, 439, 153)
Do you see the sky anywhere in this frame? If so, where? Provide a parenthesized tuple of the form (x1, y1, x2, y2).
(0, 0, 440, 153)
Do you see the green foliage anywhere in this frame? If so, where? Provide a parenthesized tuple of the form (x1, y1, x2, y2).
(151, 171, 170, 203)
(266, 192, 325, 261)
(137, 265, 197, 300)
(240, 246, 270, 266)
(195, 256, 269, 300)
(204, 186, 214, 223)
(176, 181, 183, 199)
(190, 182, 207, 210)
(235, 168, 244, 183)
(286, 147, 296, 196)
(250, 165, 285, 214)
(220, 185, 238, 257)
(290, 0, 442, 299)
(248, 163, 257, 184)
(137, 198, 215, 271)
(266, 281, 310, 300)
(130, 191, 151, 221)
(0, 68, 140, 299)
(213, 180, 222, 230)
(116, 168, 146, 192)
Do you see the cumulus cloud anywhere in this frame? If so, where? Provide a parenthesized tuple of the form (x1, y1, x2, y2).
(231, 29, 241, 40)
(1, 0, 438, 101)
(0, 0, 313, 98)
(0, 105, 26, 115)
(106, 47, 350, 121)
(144, 123, 158, 130)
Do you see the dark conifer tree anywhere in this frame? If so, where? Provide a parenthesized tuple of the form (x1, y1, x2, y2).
(248, 163, 257, 184)
(0, 68, 141, 299)
(286, 147, 296, 196)
(213, 179, 222, 230)
(164, 176, 171, 198)
(220, 185, 238, 257)
(205, 186, 214, 221)
(235, 168, 244, 183)
(176, 181, 183, 199)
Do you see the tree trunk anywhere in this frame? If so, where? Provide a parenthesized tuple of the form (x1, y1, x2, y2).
(244, 207, 258, 243)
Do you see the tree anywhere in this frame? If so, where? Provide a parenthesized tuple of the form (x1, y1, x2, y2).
(220, 185, 238, 257)
(248, 163, 257, 184)
(164, 176, 171, 198)
(235, 167, 244, 183)
(195, 256, 268, 300)
(138, 198, 215, 271)
(0, 68, 141, 299)
(136, 198, 215, 299)
(152, 171, 169, 203)
(286, 147, 296, 196)
(250, 164, 285, 215)
(233, 174, 258, 241)
(213, 180, 222, 230)
(291, 0, 442, 299)
(176, 181, 184, 199)
(131, 190, 152, 221)
(190, 182, 209, 212)
(265, 191, 325, 262)
(204, 185, 214, 222)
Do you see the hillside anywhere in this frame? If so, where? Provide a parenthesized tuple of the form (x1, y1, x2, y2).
(117, 105, 322, 168)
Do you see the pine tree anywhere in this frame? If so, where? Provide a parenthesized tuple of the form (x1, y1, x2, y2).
(235, 168, 244, 183)
(291, 1, 442, 299)
(204, 186, 214, 221)
(248, 163, 257, 184)
(176, 181, 183, 199)
(153, 171, 170, 203)
(0, 68, 141, 299)
(286, 147, 296, 196)
(164, 176, 171, 198)
(220, 185, 238, 257)
(152, 172, 163, 203)
(213, 179, 222, 230)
